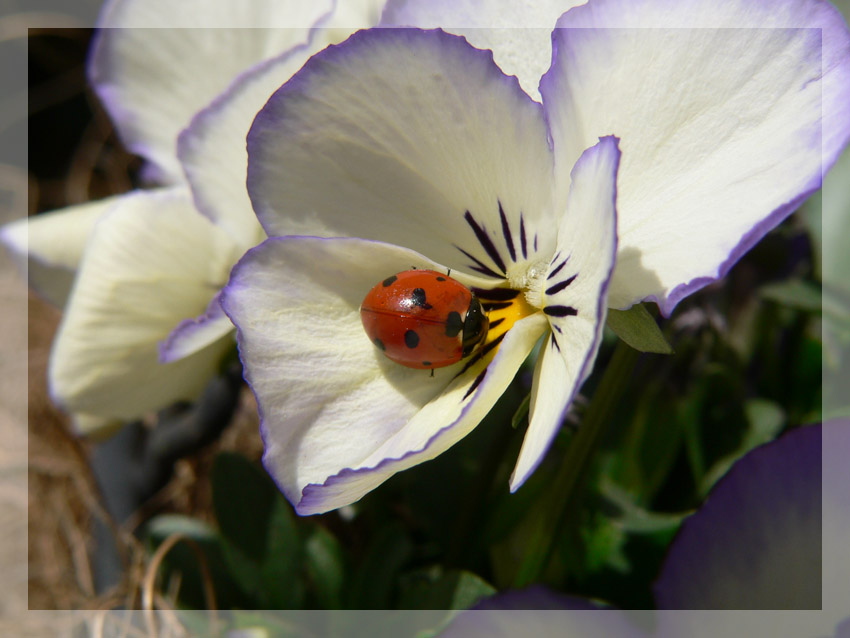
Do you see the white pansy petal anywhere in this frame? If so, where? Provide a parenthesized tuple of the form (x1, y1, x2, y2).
(179, 1, 388, 247)
(510, 137, 620, 490)
(159, 293, 234, 363)
(221, 236, 547, 515)
(0, 195, 121, 307)
(90, 0, 334, 182)
(380, 0, 584, 100)
(49, 188, 240, 423)
(178, 48, 310, 248)
(248, 28, 556, 280)
(542, 0, 850, 314)
(313, 0, 387, 47)
(299, 312, 546, 514)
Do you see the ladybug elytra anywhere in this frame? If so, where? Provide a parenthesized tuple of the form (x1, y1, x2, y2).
(360, 269, 489, 369)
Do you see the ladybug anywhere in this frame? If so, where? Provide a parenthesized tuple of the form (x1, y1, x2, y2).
(360, 269, 489, 370)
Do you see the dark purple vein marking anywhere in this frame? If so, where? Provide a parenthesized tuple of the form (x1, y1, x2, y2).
(543, 305, 578, 317)
(519, 214, 528, 259)
(553, 324, 562, 334)
(455, 332, 506, 378)
(550, 333, 561, 352)
(455, 245, 504, 279)
(462, 369, 487, 400)
(534, 234, 538, 252)
(547, 255, 570, 280)
(488, 317, 505, 330)
(471, 287, 520, 301)
(464, 211, 506, 275)
(482, 301, 512, 312)
(546, 273, 578, 296)
(498, 201, 516, 262)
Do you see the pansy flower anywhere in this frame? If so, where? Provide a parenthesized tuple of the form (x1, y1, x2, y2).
(223, 0, 850, 515)
(1, 0, 386, 434)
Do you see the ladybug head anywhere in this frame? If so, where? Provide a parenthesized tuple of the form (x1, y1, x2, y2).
(461, 295, 489, 357)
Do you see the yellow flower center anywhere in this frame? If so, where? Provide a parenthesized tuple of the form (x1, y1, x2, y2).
(483, 291, 539, 348)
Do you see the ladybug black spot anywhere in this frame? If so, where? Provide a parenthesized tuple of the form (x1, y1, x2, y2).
(404, 330, 420, 349)
(436, 276, 446, 282)
(445, 311, 463, 338)
(411, 288, 431, 308)
(382, 275, 397, 287)
(422, 360, 432, 366)
(373, 337, 386, 351)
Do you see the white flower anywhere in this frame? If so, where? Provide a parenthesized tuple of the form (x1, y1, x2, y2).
(222, 0, 850, 514)
(0, 0, 386, 435)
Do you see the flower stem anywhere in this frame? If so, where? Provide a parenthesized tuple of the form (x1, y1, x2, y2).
(512, 339, 640, 587)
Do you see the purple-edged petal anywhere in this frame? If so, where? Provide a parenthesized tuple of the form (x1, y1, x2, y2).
(379, 0, 584, 100)
(0, 195, 121, 307)
(221, 236, 548, 515)
(511, 137, 620, 490)
(90, 0, 335, 182)
(314, 0, 387, 43)
(654, 424, 822, 610)
(655, 421, 850, 635)
(248, 28, 555, 281)
(823, 419, 850, 627)
(541, 0, 850, 314)
(159, 293, 233, 363)
(178, 1, 387, 247)
(178, 50, 308, 249)
(48, 188, 241, 428)
(441, 586, 645, 638)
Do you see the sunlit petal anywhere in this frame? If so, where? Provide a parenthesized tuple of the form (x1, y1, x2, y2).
(0, 195, 121, 307)
(90, 0, 334, 181)
(49, 188, 240, 423)
(380, 0, 585, 100)
(248, 28, 556, 278)
(511, 137, 620, 489)
(542, 0, 850, 313)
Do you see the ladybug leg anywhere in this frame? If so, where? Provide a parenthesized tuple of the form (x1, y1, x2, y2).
(446, 268, 452, 277)
(430, 368, 435, 378)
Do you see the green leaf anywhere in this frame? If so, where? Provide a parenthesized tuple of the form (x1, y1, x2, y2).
(261, 496, 304, 609)
(347, 524, 413, 609)
(822, 284, 850, 339)
(211, 453, 305, 607)
(608, 383, 684, 501)
(146, 514, 218, 543)
(229, 610, 307, 637)
(143, 515, 252, 610)
(607, 305, 674, 354)
(211, 452, 277, 563)
(304, 525, 346, 609)
(172, 610, 215, 637)
(760, 279, 822, 313)
(328, 609, 446, 638)
(218, 534, 265, 603)
(743, 399, 786, 443)
(699, 398, 785, 494)
(599, 479, 686, 535)
(398, 568, 496, 610)
(510, 393, 531, 429)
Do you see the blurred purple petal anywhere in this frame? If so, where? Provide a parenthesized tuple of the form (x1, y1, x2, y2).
(441, 586, 645, 638)
(654, 424, 822, 609)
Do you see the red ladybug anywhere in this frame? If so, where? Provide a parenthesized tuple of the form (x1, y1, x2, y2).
(360, 269, 489, 370)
